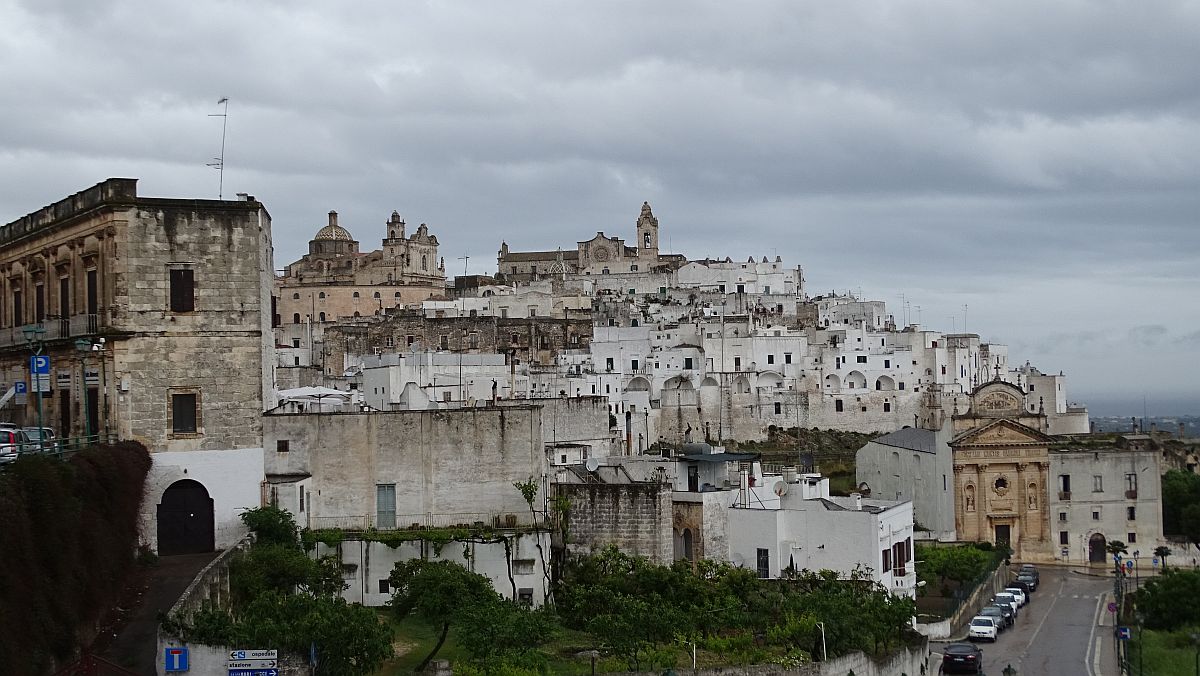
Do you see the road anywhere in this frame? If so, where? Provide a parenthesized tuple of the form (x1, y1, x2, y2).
(935, 567, 1119, 675)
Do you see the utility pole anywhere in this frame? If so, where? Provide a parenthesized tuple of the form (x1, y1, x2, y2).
(207, 97, 230, 199)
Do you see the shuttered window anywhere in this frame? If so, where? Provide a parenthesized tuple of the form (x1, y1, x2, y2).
(169, 269, 195, 312)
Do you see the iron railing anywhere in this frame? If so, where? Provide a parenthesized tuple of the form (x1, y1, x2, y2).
(0, 315, 100, 348)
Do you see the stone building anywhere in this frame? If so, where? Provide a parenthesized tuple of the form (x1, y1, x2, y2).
(496, 202, 686, 282)
(275, 210, 445, 327)
(0, 178, 273, 554)
(949, 380, 1054, 561)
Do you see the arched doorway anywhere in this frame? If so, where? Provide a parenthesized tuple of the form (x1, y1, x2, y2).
(157, 479, 215, 555)
(1089, 533, 1107, 564)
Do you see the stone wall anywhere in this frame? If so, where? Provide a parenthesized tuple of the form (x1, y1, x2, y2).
(557, 481, 673, 564)
(599, 642, 928, 676)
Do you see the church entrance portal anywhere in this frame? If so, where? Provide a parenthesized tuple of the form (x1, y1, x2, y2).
(1089, 533, 1107, 564)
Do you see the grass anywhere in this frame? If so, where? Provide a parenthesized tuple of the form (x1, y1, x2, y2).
(1126, 628, 1196, 676)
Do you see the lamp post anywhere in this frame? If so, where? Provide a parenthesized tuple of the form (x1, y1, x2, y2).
(22, 324, 46, 446)
(74, 338, 92, 444)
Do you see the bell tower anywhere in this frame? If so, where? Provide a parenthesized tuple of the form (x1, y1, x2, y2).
(636, 201, 659, 261)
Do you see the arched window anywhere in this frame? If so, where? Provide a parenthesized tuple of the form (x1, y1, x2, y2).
(318, 312, 326, 322)
(353, 291, 360, 298)
(292, 313, 300, 324)
(373, 291, 380, 298)
(292, 293, 299, 300)
(318, 292, 326, 299)
(422, 255, 428, 270)
(353, 311, 360, 317)
(394, 292, 401, 298)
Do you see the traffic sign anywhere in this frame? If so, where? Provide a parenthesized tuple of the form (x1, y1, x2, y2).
(164, 646, 189, 672)
(228, 660, 277, 669)
(228, 670, 277, 676)
(1126, 560, 1134, 570)
(14, 381, 26, 394)
(30, 355, 50, 375)
(1152, 557, 1159, 567)
(229, 650, 277, 660)
(1108, 602, 1117, 613)
(1117, 626, 1131, 640)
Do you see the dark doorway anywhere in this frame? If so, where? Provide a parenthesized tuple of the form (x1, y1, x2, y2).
(86, 387, 99, 438)
(59, 389, 71, 438)
(994, 524, 1011, 546)
(157, 479, 215, 555)
(687, 464, 699, 492)
(1089, 533, 1107, 564)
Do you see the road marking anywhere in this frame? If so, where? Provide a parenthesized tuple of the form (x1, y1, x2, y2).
(1084, 591, 1105, 676)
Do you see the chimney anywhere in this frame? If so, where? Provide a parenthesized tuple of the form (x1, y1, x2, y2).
(328, 211, 338, 227)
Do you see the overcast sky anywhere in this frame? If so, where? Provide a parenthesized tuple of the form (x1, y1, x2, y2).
(1, 1, 1196, 415)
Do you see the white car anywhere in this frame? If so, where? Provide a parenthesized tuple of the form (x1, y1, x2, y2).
(1004, 587, 1028, 607)
(968, 615, 999, 642)
(993, 592, 1020, 617)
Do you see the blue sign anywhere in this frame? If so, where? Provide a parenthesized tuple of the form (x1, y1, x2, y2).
(164, 646, 189, 672)
(228, 670, 277, 676)
(1117, 626, 1132, 640)
(30, 355, 50, 375)
(13, 381, 26, 394)
(1126, 560, 1134, 570)
(1152, 557, 1159, 567)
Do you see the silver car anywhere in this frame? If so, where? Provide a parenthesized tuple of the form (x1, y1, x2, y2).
(22, 427, 59, 453)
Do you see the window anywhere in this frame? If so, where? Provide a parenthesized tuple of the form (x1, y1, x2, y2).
(468, 332, 478, 349)
(1059, 512, 1067, 522)
(1060, 531, 1069, 545)
(406, 335, 415, 345)
(784, 353, 792, 364)
(1125, 473, 1137, 494)
(605, 357, 614, 371)
(883, 402, 891, 412)
(767, 354, 775, 365)
(835, 399, 844, 412)
(34, 283, 44, 323)
(169, 268, 195, 312)
(881, 548, 891, 573)
(12, 289, 22, 325)
(1059, 474, 1072, 493)
(86, 268, 98, 314)
(631, 359, 639, 371)
(1128, 532, 1137, 543)
(276, 440, 290, 453)
(734, 356, 742, 371)
(373, 291, 380, 299)
(439, 334, 449, 350)
(1127, 506, 1136, 521)
(899, 382, 905, 390)
(292, 338, 301, 348)
(856, 355, 867, 363)
(631, 264, 638, 272)
(376, 484, 396, 529)
(884, 359, 890, 368)
(171, 392, 198, 434)
(318, 291, 326, 299)
(59, 277, 70, 316)
(774, 402, 782, 415)
(378, 579, 390, 594)
(318, 312, 326, 322)
(353, 291, 360, 298)
(513, 559, 535, 575)
(644, 232, 651, 248)
(517, 588, 534, 605)
(292, 313, 301, 324)
(940, 365, 946, 375)
(1093, 475, 1103, 492)
(1092, 510, 1100, 520)
(422, 256, 428, 270)
(299, 485, 305, 513)
(292, 293, 300, 300)
(529, 308, 537, 317)
(756, 548, 770, 578)
(684, 357, 694, 370)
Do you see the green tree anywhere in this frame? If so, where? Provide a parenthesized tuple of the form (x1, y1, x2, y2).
(240, 505, 301, 547)
(1162, 470, 1200, 550)
(1138, 569, 1200, 630)
(389, 559, 501, 672)
(1154, 545, 1172, 569)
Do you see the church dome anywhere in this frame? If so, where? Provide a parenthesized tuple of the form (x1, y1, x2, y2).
(314, 224, 353, 241)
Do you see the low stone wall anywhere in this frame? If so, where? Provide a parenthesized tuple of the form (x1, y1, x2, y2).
(601, 642, 928, 676)
(914, 616, 952, 640)
(948, 563, 1011, 635)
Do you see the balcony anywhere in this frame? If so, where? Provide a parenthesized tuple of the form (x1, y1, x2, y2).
(1125, 490, 1138, 500)
(1059, 490, 1072, 500)
(0, 315, 100, 349)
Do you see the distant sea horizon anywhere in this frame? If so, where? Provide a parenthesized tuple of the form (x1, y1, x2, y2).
(1074, 394, 1200, 420)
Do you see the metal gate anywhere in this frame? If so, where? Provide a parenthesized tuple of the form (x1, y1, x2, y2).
(157, 479, 215, 555)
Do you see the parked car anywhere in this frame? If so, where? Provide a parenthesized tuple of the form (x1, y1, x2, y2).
(22, 427, 59, 452)
(0, 428, 33, 463)
(1016, 572, 1038, 591)
(1019, 563, 1040, 581)
(993, 592, 1020, 617)
(1004, 586, 1028, 607)
(942, 642, 984, 674)
(968, 615, 999, 642)
(978, 605, 1008, 631)
(991, 602, 1016, 628)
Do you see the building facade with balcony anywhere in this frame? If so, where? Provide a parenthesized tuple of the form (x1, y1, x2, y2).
(0, 178, 275, 554)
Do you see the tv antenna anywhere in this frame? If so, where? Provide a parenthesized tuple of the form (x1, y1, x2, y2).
(457, 255, 470, 277)
(207, 97, 229, 199)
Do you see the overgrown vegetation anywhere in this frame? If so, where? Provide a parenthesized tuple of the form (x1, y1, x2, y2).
(0, 442, 152, 676)
(169, 507, 392, 676)
(913, 542, 1007, 620)
(1162, 470, 1200, 553)
(387, 546, 918, 673)
(1137, 568, 1200, 631)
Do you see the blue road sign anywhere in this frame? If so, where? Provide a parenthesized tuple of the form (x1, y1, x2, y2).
(1152, 557, 1159, 567)
(1126, 560, 1134, 570)
(1117, 626, 1132, 640)
(14, 381, 26, 394)
(228, 670, 277, 676)
(164, 646, 189, 671)
(30, 355, 50, 374)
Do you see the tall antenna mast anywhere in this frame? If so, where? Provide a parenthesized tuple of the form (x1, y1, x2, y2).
(207, 97, 229, 199)
(457, 255, 470, 277)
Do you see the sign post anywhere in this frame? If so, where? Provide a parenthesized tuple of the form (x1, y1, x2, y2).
(228, 649, 278, 676)
(30, 354, 50, 445)
(164, 646, 189, 672)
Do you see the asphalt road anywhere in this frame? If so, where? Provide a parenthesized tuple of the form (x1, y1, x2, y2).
(935, 568, 1118, 675)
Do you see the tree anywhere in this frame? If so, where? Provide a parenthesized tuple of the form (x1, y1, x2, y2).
(389, 559, 501, 672)
(1162, 470, 1200, 550)
(240, 505, 301, 547)
(1138, 569, 1200, 630)
(1106, 540, 1128, 573)
(1154, 545, 1172, 569)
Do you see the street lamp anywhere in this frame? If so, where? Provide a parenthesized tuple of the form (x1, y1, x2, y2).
(74, 338, 92, 444)
(21, 324, 46, 447)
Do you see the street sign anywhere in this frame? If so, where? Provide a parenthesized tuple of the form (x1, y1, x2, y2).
(1107, 602, 1117, 613)
(229, 649, 277, 660)
(227, 670, 277, 676)
(228, 657, 277, 667)
(1152, 557, 1159, 567)
(30, 355, 50, 374)
(1117, 626, 1131, 640)
(1126, 560, 1134, 570)
(164, 646, 189, 672)
(14, 381, 26, 394)
(1061, 547, 1069, 558)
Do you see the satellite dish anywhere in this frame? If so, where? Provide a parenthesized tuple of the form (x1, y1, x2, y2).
(585, 457, 600, 472)
(773, 480, 789, 497)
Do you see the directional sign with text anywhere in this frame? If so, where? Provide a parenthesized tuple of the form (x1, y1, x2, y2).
(229, 660, 277, 669)
(228, 670, 277, 676)
(230, 650, 278, 660)
(1117, 626, 1131, 640)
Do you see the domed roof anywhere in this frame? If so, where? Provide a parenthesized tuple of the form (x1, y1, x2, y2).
(314, 224, 353, 241)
